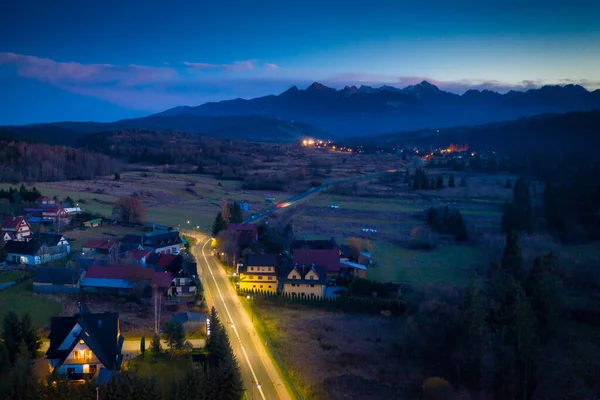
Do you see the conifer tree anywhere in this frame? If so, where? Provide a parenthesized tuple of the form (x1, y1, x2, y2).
(449, 173, 456, 188)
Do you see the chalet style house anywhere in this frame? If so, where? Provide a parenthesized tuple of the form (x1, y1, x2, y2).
(122, 231, 183, 255)
(1, 216, 32, 242)
(293, 238, 369, 279)
(281, 264, 327, 298)
(5, 233, 70, 265)
(46, 311, 123, 380)
(239, 254, 279, 293)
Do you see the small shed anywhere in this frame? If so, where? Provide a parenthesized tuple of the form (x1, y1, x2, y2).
(84, 218, 103, 228)
(171, 312, 207, 332)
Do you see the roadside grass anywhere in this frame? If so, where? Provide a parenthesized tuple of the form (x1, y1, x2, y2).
(312, 194, 423, 213)
(0, 270, 28, 283)
(239, 296, 303, 400)
(126, 352, 193, 396)
(0, 279, 61, 329)
(369, 241, 487, 287)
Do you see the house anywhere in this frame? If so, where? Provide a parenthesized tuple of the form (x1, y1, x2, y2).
(64, 207, 82, 215)
(169, 266, 198, 297)
(42, 206, 70, 224)
(81, 265, 172, 296)
(171, 312, 207, 332)
(1, 216, 32, 241)
(82, 240, 118, 255)
(121, 231, 183, 255)
(83, 218, 102, 228)
(292, 239, 341, 277)
(36, 196, 56, 206)
(33, 267, 83, 293)
(5, 233, 71, 265)
(45, 311, 123, 380)
(281, 264, 327, 298)
(227, 223, 258, 246)
(239, 254, 279, 293)
(128, 249, 153, 266)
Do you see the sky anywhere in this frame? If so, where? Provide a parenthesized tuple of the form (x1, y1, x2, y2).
(1, 0, 600, 125)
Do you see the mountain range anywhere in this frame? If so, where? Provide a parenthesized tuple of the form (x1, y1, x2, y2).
(156, 81, 600, 137)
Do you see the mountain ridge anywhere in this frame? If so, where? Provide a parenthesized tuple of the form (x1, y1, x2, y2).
(155, 81, 600, 137)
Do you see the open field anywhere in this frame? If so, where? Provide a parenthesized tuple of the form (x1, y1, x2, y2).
(65, 224, 145, 252)
(0, 278, 62, 329)
(253, 302, 412, 400)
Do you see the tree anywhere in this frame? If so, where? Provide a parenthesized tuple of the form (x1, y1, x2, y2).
(0, 342, 9, 374)
(150, 333, 162, 355)
(501, 231, 523, 281)
(525, 253, 562, 341)
(347, 237, 371, 263)
(162, 321, 185, 353)
(436, 175, 445, 189)
(212, 212, 227, 237)
(449, 173, 456, 188)
(505, 179, 512, 189)
(229, 202, 243, 223)
(114, 172, 121, 181)
(19, 313, 40, 359)
(64, 196, 74, 207)
(113, 195, 145, 224)
(1, 311, 22, 364)
(140, 336, 146, 355)
(220, 199, 231, 223)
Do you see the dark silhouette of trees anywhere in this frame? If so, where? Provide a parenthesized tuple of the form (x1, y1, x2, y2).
(502, 178, 534, 234)
(150, 333, 162, 355)
(426, 206, 469, 241)
(212, 212, 227, 237)
(113, 196, 146, 224)
(448, 173, 455, 188)
(162, 321, 185, 353)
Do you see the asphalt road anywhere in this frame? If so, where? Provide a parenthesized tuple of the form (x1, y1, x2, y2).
(194, 236, 292, 400)
(243, 162, 420, 223)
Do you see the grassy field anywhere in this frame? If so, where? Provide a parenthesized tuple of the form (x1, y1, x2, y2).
(0, 278, 61, 329)
(65, 225, 145, 252)
(126, 352, 194, 397)
(0, 270, 27, 283)
(368, 241, 487, 287)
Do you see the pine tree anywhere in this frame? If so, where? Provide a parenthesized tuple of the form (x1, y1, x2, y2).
(212, 212, 227, 237)
(20, 313, 40, 359)
(163, 321, 185, 353)
(140, 336, 146, 355)
(501, 231, 523, 281)
(436, 175, 444, 189)
(1, 311, 22, 364)
(449, 173, 456, 188)
(229, 202, 243, 223)
(150, 334, 162, 355)
(525, 253, 561, 341)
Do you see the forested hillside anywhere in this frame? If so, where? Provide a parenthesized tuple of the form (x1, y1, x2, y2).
(0, 141, 121, 182)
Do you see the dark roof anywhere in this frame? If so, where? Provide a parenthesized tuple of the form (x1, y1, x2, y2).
(33, 267, 80, 285)
(85, 265, 154, 281)
(38, 233, 66, 247)
(292, 238, 338, 250)
(156, 254, 179, 270)
(2, 216, 27, 231)
(46, 312, 121, 370)
(245, 254, 278, 267)
(83, 240, 116, 251)
(338, 244, 351, 258)
(172, 312, 207, 325)
(5, 233, 66, 255)
(122, 232, 182, 249)
(281, 264, 327, 285)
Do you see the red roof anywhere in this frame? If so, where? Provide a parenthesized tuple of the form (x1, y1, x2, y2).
(293, 247, 341, 273)
(83, 239, 116, 251)
(86, 265, 154, 281)
(228, 223, 258, 232)
(156, 254, 178, 269)
(129, 249, 153, 261)
(2, 216, 25, 231)
(42, 206, 66, 214)
(38, 196, 54, 202)
(152, 271, 173, 288)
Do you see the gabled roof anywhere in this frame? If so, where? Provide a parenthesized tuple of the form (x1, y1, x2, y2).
(33, 267, 81, 285)
(46, 312, 121, 370)
(1, 216, 27, 231)
(282, 264, 327, 285)
(152, 271, 173, 288)
(172, 312, 207, 324)
(122, 232, 182, 249)
(3, 231, 18, 241)
(83, 240, 116, 251)
(245, 254, 278, 267)
(85, 265, 154, 281)
(4, 234, 64, 255)
(156, 254, 178, 270)
(128, 249, 153, 261)
(37, 196, 54, 202)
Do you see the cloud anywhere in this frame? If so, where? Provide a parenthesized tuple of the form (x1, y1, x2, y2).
(2, 52, 599, 114)
(183, 59, 256, 72)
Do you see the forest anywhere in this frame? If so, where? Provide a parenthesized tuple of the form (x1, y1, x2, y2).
(0, 141, 121, 183)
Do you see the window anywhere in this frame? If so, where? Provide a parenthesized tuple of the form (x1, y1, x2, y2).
(258, 276, 263, 280)
(253, 285, 256, 288)
(309, 275, 314, 280)
(260, 285, 263, 288)
(267, 276, 273, 280)
(249, 267, 254, 271)
(311, 284, 315, 287)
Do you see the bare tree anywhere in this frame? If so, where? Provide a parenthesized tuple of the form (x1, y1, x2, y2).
(113, 196, 146, 224)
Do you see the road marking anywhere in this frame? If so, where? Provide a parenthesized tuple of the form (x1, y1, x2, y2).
(199, 239, 267, 400)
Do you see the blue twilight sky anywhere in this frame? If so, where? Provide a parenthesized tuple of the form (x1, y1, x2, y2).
(1, 0, 600, 124)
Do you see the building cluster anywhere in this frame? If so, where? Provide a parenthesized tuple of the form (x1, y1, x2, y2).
(237, 236, 369, 298)
(29, 229, 198, 301)
(23, 196, 80, 226)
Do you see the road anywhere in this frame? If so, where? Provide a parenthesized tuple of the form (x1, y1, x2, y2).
(193, 235, 292, 400)
(243, 161, 420, 223)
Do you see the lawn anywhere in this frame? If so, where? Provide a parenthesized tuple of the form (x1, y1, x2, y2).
(368, 241, 488, 287)
(0, 270, 27, 283)
(126, 352, 194, 396)
(0, 279, 61, 329)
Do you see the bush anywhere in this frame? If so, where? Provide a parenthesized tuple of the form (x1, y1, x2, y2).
(410, 224, 438, 249)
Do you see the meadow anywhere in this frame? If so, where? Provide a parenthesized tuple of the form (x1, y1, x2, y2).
(0, 278, 61, 329)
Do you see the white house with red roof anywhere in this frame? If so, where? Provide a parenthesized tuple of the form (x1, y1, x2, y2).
(36, 196, 56, 206)
(1, 216, 32, 242)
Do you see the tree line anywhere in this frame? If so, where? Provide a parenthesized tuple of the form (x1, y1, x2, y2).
(0, 141, 121, 183)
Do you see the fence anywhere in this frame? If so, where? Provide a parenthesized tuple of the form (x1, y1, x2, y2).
(240, 288, 405, 316)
